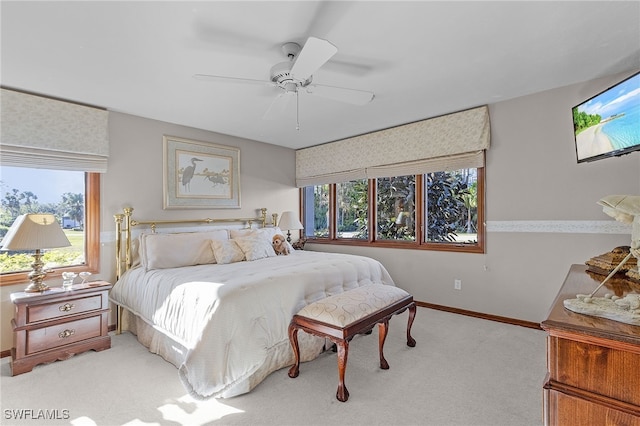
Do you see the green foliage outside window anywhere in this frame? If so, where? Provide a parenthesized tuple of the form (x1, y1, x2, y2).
(1, 170, 86, 274)
(302, 168, 479, 247)
(312, 184, 329, 237)
(376, 176, 416, 241)
(337, 179, 368, 239)
(425, 171, 471, 243)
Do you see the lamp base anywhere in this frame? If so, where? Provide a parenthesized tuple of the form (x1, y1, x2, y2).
(24, 282, 50, 293)
(24, 249, 50, 292)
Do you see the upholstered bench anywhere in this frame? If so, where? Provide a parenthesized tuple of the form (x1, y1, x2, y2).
(288, 284, 416, 402)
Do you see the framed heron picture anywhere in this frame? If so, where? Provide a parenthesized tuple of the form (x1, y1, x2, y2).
(163, 136, 241, 209)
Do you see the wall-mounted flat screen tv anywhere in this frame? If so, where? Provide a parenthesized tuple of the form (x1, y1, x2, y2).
(573, 71, 640, 163)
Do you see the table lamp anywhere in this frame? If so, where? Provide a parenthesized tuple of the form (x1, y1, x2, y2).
(1, 214, 71, 292)
(278, 211, 304, 243)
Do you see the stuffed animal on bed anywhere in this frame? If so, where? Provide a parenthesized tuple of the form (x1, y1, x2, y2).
(272, 234, 290, 255)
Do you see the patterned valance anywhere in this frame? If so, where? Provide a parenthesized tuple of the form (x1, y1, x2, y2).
(296, 106, 490, 187)
(0, 89, 109, 172)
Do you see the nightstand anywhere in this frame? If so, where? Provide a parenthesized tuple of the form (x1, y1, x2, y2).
(10, 281, 112, 376)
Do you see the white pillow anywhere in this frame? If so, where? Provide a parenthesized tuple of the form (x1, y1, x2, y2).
(211, 239, 245, 265)
(234, 232, 277, 261)
(139, 230, 228, 270)
(230, 227, 281, 240)
(129, 236, 141, 268)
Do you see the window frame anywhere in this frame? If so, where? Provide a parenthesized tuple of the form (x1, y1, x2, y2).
(303, 167, 485, 254)
(0, 172, 100, 286)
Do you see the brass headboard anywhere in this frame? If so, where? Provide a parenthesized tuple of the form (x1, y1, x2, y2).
(113, 207, 276, 280)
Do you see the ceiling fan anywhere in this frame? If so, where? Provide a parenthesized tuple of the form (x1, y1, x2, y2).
(194, 37, 375, 129)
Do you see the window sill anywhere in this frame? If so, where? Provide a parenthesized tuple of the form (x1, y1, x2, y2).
(305, 238, 485, 254)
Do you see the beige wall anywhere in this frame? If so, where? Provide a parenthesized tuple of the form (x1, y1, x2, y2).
(2, 71, 639, 353)
(308, 71, 639, 323)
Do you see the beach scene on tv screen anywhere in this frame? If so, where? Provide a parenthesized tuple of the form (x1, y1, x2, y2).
(574, 73, 640, 161)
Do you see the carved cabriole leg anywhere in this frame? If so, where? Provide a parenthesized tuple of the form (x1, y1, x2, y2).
(335, 339, 350, 402)
(287, 323, 300, 378)
(406, 302, 417, 347)
(378, 320, 390, 370)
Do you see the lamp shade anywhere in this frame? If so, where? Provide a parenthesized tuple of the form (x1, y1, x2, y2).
(278, 211, 303, 231)
(1, 214, 71, 251)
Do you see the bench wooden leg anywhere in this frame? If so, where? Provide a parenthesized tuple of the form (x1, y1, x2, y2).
(407, 303, 417, 347)
(287, 324, 300, 378)
(336, 340, 350, 402)
(378, 320, 390, 370)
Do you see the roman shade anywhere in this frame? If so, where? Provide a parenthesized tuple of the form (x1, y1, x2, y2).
(296, 105, 490, 187)
(0, 89, 109, 172)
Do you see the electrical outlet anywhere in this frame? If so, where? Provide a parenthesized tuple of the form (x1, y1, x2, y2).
(454, 279, 462, 290)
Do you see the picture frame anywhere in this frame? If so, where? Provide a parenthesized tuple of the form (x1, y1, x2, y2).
(163, 135, 241, 209)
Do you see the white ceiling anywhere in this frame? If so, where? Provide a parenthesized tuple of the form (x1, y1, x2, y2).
(2, 1, 639, 150)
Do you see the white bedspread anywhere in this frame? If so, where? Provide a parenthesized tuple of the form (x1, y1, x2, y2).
(109, 251, 395, 399)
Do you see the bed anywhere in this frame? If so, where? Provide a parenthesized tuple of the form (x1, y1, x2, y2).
(109, 207, 397, 399)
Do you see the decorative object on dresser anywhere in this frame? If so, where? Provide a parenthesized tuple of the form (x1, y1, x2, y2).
(277, 211, 303, 243)
(564, 195, 640, 325)
(541, 265, 640, 425)
(1, 213, 71, 292)
(288, 285, 416, 402)
(586, 246, 637, 276)
(11, 281, 112, 376)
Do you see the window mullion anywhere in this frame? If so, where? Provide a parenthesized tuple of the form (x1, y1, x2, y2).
(367, 179, 375, 243)
(329, 183, 337, 240)
(415, 175, 425, 244)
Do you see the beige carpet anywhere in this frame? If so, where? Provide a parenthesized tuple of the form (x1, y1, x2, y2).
(0, 308, 546, 426)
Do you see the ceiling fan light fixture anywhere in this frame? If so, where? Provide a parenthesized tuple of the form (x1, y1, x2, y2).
(283, 82, 297, 93)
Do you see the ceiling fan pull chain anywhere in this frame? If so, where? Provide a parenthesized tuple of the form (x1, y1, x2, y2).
(296, 90, 300, 131)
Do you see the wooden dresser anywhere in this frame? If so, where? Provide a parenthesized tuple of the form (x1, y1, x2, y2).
(541, 265, 640, 425)
(11, 281, 112, 375)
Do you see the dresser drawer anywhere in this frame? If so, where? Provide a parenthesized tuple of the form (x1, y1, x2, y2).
(550, 337, 640, 407)
(26, 315, 101, 354)
(26, 294, 103, 324)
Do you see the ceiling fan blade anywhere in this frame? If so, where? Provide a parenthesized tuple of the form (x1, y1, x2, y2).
(193, 74, 275, 87)
(305, 84, 375, 105)
(290, 37, 337, 82)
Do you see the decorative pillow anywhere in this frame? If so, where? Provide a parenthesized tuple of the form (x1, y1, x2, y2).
(139, 230, 228, 270)
(233, 232, 277, 261)
(210, 239, 245, 265)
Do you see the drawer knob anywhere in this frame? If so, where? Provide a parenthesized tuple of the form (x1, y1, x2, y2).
(58, 329, 75, 339)
(59, 303, 75, 312)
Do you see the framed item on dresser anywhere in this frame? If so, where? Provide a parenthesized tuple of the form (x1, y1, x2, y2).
(163, 135, 241, 209)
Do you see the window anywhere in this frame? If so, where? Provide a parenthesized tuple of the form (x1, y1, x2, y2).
(302, 184, 330, 238)
(376, 175, 416, 241)
(302, 167, 484, 253)
(336, 179, 368, 240)
(0, 167, 100, 285)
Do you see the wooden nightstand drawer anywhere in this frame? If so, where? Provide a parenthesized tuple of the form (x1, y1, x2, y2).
(11, 281, 112, 375)
(26, 315, 102, 354)
(27, 294, 103, 324)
